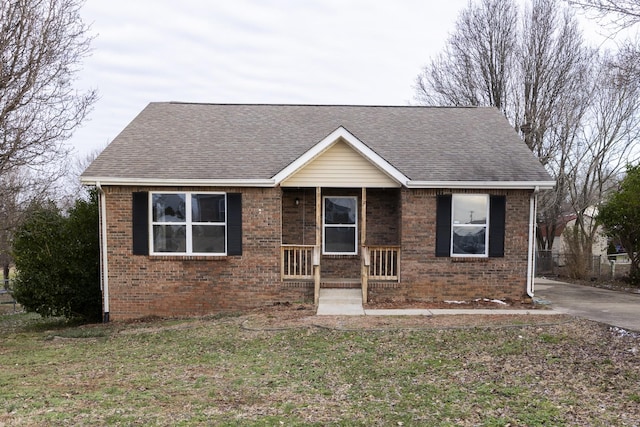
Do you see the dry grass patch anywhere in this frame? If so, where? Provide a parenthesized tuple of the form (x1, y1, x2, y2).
(0, 306, 639, 426)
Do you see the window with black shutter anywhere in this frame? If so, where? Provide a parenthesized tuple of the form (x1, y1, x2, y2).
(132, 191, 242, 256)
(435, 194, 505, 258)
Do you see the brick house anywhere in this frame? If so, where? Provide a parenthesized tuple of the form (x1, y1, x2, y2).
(81, 103, 554, 321)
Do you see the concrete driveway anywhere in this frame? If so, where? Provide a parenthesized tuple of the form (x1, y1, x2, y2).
(535, 278, 640, 332)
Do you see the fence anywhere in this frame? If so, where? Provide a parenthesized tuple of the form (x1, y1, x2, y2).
(366, 245, 400, 281)
(281, 245, 315, 280)
(0, 278, 17, 312)
(536, 250, 630, 279)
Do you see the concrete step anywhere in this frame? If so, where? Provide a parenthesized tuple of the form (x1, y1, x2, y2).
(317, 288, 364, 316)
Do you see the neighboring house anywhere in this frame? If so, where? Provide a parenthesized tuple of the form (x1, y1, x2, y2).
(538, 213, 577, 257)
(539, 208, 608, 261)
(81, 103, 554, 321)
(564, 207, 608, 260)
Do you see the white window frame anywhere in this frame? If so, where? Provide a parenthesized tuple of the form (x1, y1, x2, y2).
(450, 194, 489, 258)
(322, 196, 358, 255)
(149, 191, 227, 256)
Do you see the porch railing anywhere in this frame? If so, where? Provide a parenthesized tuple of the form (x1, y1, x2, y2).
(281, 245, 316, 280)
(366, 245, 400, 281)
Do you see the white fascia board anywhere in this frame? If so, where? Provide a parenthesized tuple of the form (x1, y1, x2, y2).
(271, 126, 409, 185)
(80, 177, 276, 187)
(406, 180, 556, 190)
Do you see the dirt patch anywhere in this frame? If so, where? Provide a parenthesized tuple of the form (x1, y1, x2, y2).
(239, 303, 568, 332)
(365, 297, 543, 310)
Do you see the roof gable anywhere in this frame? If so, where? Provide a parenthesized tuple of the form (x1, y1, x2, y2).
(275, 127, 406, 187)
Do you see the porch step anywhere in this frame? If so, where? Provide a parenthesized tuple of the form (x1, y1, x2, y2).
(316, 288, 365, 316)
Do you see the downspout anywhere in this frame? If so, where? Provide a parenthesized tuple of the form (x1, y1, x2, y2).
(526, 186, 540, 298)
(96, 182, 110, 322)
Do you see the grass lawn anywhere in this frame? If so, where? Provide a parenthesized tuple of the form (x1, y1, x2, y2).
(0, 307, 639, 426)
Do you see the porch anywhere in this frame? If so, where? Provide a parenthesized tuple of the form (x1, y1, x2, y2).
(280, 187, 401, 305)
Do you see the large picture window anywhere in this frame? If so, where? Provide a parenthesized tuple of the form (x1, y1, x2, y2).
(151, 192, 226, 255)
(323, 196, 357, 255)
(451, 194, 489, 256)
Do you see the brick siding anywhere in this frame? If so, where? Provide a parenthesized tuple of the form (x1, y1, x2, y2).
(103, 186, 532, 320)
(369, 188, 531, 303)
(104, 186, 310, 320)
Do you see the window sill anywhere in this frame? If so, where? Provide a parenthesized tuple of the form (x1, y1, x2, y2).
(322, 254, 359, 259)
(450, 257, 489, 263)
(148, 255, 230, 261)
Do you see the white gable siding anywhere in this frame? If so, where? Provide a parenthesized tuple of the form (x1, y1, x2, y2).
(280, 140, 400, 188)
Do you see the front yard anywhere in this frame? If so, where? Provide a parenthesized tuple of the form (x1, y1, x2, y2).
(0, 306, 639, 426)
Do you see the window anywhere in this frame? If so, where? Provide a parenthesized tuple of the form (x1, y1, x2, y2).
(132, 192, 242, 256)
(323, 196, 357, 255)
(451, 194, 489, 256)
(151, 192, 227, 255)
(436, 194, 505, 258)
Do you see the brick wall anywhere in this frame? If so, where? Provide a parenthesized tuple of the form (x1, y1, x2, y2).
(281, 188, 317, 245)
(104, 186, 311, 320)
(365, 188, 400, 245)
(369, 188, 532, 303)
(103, 186, 532, 320)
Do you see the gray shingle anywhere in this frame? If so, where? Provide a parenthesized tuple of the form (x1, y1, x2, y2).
(82, 103, 553, 183)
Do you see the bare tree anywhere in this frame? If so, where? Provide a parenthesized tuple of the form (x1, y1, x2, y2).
(568, 0, 640, 90)
(0, 0, 95, 279)
(414, 0, 519, 118)
(59, 145, 105, 208)
(564, 49, 640, 271)
(415, 0, 597, 253)
(521, 0, 595, 252)
(568, 0, 640, 28)
(0, 0, 97, 179)
(519, 0, 593, 164)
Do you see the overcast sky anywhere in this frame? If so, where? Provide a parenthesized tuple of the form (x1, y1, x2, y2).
(69, 0, 476, 156)
(70, 0, 612, 158)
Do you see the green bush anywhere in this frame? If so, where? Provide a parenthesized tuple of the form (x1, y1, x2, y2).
(12, 190, 101, 322)
(598, 164, 640, 286)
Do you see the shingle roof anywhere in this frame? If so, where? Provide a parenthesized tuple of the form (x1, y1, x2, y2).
(81, 102, 553, 186)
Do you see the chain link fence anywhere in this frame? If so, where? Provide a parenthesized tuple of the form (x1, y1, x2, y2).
(0, 277, 17, 312)
(536, 250, 631, 279)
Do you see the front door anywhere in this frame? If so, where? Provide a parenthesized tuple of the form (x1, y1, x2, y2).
(321, 195, 361, 283)
(323, 196, 358, 255)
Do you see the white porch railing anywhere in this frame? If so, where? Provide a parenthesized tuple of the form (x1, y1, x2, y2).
(281, 245, 316, 280)
(365, 245, 400, 281)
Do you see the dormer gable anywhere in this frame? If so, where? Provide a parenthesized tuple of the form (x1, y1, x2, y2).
(273, 127, 407, 188)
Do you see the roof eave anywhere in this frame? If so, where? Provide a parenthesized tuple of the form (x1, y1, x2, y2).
(81, 177, 555, 191)
(406, 180, 556, 190)
(80, 177, 276, 187)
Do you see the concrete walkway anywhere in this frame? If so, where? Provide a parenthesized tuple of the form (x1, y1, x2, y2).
(365, 308, 558, 316)
(316, 289, 365, 315)
(535, 277, 640, 332)
(317, 279, 640, 332)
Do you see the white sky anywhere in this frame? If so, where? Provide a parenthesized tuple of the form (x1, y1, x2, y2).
(69, 0, 470, 157)
(70, 0, 617, 158)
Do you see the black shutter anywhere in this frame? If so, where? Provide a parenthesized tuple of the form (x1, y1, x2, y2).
(489, 195, 506, 258)
(227, 193, 242, 256)
(132, 192, 149, 255)
(435, 195, 452, 257)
